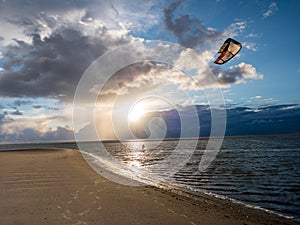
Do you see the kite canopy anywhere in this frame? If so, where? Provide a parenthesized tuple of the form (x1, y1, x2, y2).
(214, 38, 242, 65)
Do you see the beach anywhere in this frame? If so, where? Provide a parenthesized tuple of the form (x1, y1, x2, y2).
(0, 148, 298, 225)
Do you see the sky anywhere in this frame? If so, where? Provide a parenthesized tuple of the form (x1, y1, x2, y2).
(0, 0, 299, 143)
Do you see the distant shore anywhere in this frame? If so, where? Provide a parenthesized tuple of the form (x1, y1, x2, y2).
(0, 148, 299, 225)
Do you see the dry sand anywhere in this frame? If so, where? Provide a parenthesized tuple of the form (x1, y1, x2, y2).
(0, 149, 298, 225)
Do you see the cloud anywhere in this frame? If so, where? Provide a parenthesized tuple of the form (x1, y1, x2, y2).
(0, 0, 267, 143)
(0, 115, 74, 143)
(89, 61, 159, 102)
(243, 42, 257, 52)
(223, 20, 246, 38)
(10, 110, 23, 116)
(2, 103, 299, 143)
(245, 33, 261, 38)
(130, 104, 300, 138)
(256, 97, 278, 106)
(32, 105, 43, 109)
(0, 0, 162, 143)
(0, 0, 161, 44)
(216, 62, 263, 86)
(164, 0, 221, 48)
(279, 105, 300, 111)
(263, 2, 278, 19)
(91, 58, 263, 103)
(13, 99, 31, 107)
(160, 2, 260, 91)
(164, 1, 247, 51)
(171, 49, 263, 90)
(0, 125, 74, 143)
(1, 0, 155, 103)
(89, 41, 263, 99)
(47, 107, 60, 111)
(0, 22, 138, 101)
(0, 0, 257, 104)
(0, 0, 93, 15)
(0, 113, 5, 121)
(0, 0, 164, 91)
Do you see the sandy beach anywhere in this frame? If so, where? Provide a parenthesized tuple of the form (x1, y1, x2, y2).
(0, 149, 298, 225)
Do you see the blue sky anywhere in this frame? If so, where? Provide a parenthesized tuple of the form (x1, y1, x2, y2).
(0, 0, 299, 143)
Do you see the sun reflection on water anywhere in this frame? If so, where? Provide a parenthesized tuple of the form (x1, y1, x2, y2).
(125, 142, 146, 168)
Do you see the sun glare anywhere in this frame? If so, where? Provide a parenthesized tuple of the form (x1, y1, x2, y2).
(128, 103, 145, 122)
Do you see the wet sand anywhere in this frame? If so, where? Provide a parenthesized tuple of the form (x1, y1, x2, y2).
(0, 149, 298, 225)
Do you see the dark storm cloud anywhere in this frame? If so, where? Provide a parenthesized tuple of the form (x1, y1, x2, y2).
(10, 110, 23, 116)
(32, 105, 43, 109)
(164, 0, 221, 48)
(0, 25, 133, 101)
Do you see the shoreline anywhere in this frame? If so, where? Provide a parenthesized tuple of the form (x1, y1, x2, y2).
(151, 182, 294, 220)
(152, 183, 299, 224)
(0, 148, 299, 225)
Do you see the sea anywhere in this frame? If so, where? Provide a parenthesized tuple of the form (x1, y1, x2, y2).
(1, 134, 299, 221)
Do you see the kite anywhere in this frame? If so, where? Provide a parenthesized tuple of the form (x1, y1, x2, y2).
(214, 38, 242, 65)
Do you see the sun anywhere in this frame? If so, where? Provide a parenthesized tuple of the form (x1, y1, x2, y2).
(128, 103, 145, 122)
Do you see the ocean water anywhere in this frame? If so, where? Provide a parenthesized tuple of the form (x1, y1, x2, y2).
(1, 135, 299, 221)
